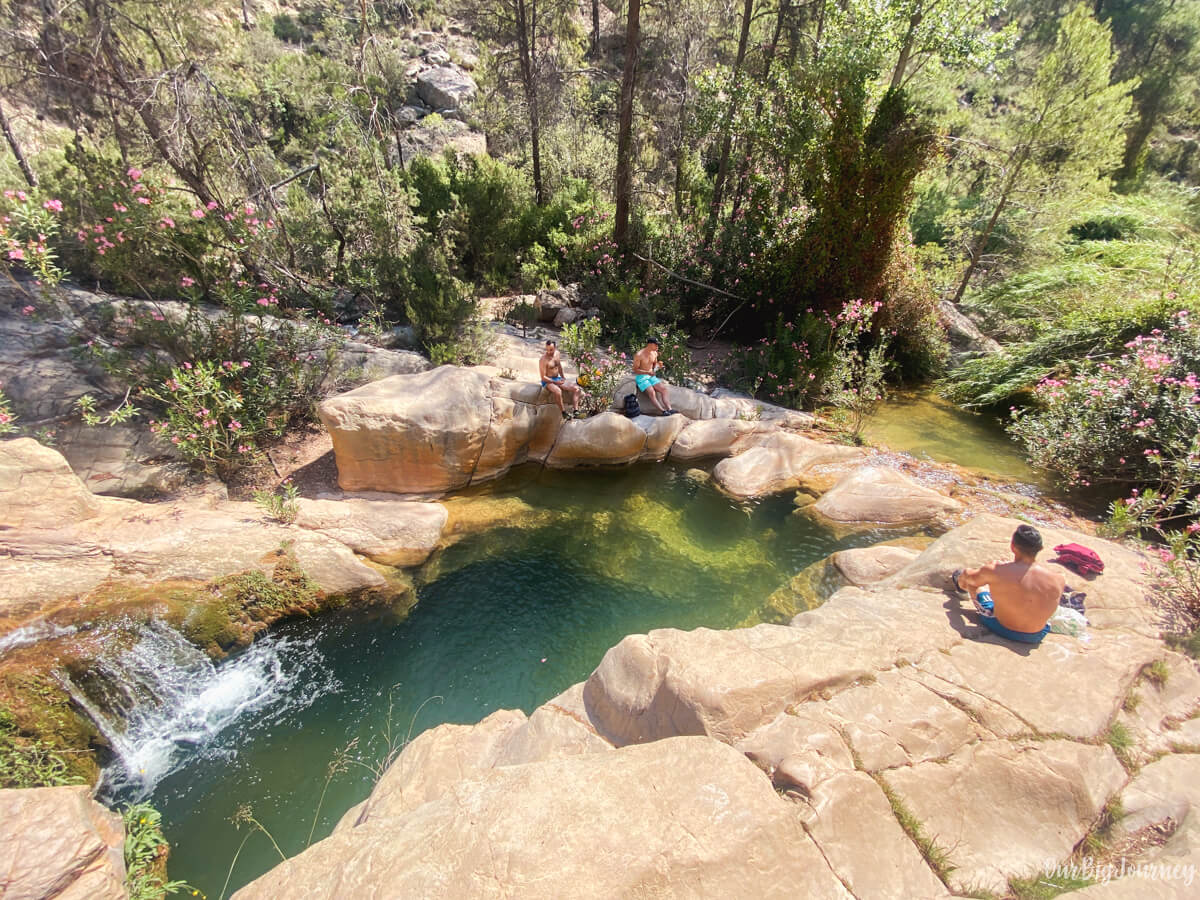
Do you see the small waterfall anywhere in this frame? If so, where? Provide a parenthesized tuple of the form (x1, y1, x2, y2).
(57, 620, 338, 802)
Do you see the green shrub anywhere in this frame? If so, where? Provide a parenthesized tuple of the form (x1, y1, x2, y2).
(123, 803, 192, 900)
(1008, 311, 1200, 491)
(0, 706, 85, 790)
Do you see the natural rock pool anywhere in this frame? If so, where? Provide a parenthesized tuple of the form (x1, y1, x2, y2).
(102, 463, 898, 894)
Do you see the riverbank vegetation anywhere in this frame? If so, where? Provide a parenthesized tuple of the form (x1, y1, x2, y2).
(2, 3, 1199, 541)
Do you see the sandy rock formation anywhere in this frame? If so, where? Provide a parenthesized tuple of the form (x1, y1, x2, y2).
(0, 785, 126, 900)
(235, 737, 852, 900)
(318, 366, 494, 493)
(831, 544, 921, 586)
(712, 431, 866, 498)
(808, 465, 964, 530)
(668, 418, 774, 461)
(0, 444, 390, 622)
(0, 438, 103, 528)
(546, 412, 647, 468)
(294, 498, 448, 567)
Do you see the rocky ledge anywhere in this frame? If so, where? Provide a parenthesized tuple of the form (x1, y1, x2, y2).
(231, 513, 1200, 899)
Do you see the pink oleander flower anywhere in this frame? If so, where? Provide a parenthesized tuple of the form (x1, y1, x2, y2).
(8, 249, 24, 261)
(20, 305, 34, 315)
(180, 276, 195, 287)
(43, 198, 63, 213)
(127, 167, 142, 180)
(191, 209, 205, 219)
(228, 420, 241, 431)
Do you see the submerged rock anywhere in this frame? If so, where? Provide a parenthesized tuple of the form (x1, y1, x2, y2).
(807, 465, 963, 531)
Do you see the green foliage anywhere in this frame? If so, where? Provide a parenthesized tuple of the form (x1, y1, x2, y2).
(1, 188, 67, 285)
(560, 318, 603, 367)
(820, 300, 893, 443)
(652, 327, 695, 384)
(502, 299, 538, 337)
(1008, 871, 1095, 899)
(427, 320, 496, 367)
(253, 481, 300, 524)
(1104, 721, 1134, 768)
(1006, 312, 1200, 491)
(0, 705, 85, 790)
(0, 385, 15, 435)
(123, 803, 192, 900)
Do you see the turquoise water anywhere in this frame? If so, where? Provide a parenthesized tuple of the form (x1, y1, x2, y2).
(129, 463, 893, 895)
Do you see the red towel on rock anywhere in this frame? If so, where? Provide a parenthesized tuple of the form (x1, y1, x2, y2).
(1052, 543, 1105, 576)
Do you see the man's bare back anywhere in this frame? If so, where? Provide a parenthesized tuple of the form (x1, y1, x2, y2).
(955, 524, 1065, 638)
(962, 558, 1063, 633)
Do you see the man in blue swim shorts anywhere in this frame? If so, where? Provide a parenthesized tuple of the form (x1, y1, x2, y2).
(539, 339, 585, 420)
(631, 337, 677, 415)
(951, 525, 1064, 644)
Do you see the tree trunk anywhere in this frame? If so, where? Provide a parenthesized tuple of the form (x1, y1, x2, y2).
(952, 147, 1031, 304)
(614, 0, 641, 249)
(515, 0, 545, 204)
(0, 102, 38, 187)
(590, 0, 600, 59)
(705, 0, 755, 243)
(889, 9, 923, 91)
(729, 0, 790, 222)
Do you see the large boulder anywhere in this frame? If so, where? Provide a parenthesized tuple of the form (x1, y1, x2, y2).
(582, 586, 962, 746)
(545, 412, 646, 468)
(808, 465, 963, 530)
(234, 737, 852, 900)
(712, 432, 866, 498)
(415, 67, 477, 110)
(294, 498, 447, 567)
(472, 380, 561, 481)
(940, 301, 1002, 362)
(0, 785, 126, 900)
(0, 438, 102, 528)
(668, 418, 774, 461)
(318, 366, 494, 493)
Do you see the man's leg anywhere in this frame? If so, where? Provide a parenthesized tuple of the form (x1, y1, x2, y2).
(654, 381, 672, 413)
(562, 383, 581, 412)
(545, 382, 564, 412)
(641, 380, 667, 413)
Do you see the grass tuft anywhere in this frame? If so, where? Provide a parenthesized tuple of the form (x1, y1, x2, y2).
(873, 775, 956, 883)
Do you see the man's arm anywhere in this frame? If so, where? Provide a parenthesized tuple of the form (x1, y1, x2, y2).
(538, 356, 549, 379)
(958, 561, 998, 598)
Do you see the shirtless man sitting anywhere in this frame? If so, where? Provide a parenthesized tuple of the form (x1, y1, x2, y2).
(539, 339, 583, 420)
(632, 337, 677, 415)
(952, 525, 1065, 644)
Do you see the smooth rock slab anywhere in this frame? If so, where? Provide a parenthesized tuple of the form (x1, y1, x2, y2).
(1113, 753, 1200, 836)
(882, 739, 1127, 894)
(809, 465, 962, 529)
(913, 627, 1162, 740)
(295, 498, 448, 567)
(0, 785, 126, 900)
(821, 669, 984, 771)
(807, 770, 952, 899)
(583, 586, 961, 746)
(236, 737, 852, 900)
(668, 418, 774, 461)
(832, 544, 921, 586)
(883, 513, 1156, 629)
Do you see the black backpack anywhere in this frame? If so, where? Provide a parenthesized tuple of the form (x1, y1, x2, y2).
(622, 393, 641, 418)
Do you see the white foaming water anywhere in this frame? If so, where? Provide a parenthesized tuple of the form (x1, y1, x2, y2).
(57, 621, 338, 802)
(0, 621, 78, 656)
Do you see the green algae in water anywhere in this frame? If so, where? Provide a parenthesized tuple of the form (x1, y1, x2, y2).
(862, 389, 1043, 485)
(137, 464, 896, 894)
